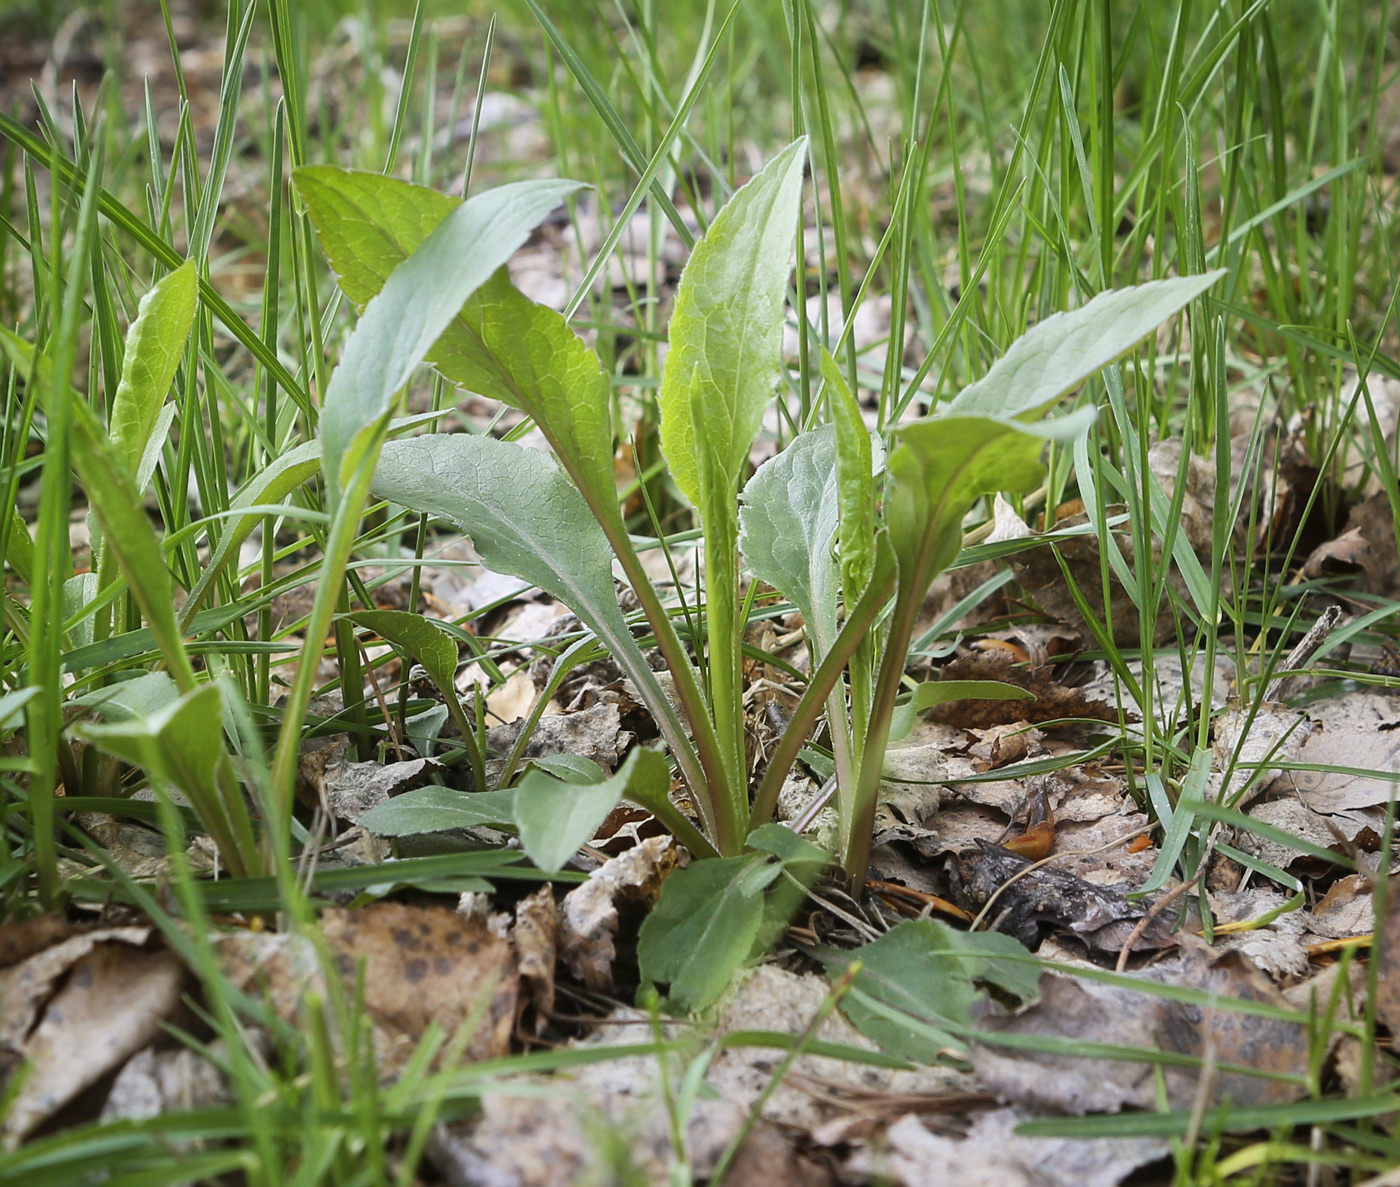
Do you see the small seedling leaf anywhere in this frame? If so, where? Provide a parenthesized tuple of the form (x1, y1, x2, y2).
(109, 259, 196, 480)
(515, 747, 670, 874)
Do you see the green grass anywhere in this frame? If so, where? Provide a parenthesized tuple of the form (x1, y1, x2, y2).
(1, 0, 1398, 1182)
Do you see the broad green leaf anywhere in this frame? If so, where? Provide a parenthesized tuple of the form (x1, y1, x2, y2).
(886, 412, 1094, 607)
(68, 671, 180, 721)
(945, 271, 1225, 420)
(296, 168, 618, 521)
(887, 679, 1035, 743)
(745, 822, 828, 867)
(658, 138, 807, 510)
(371, 434, 692, 778)
(514, 747, 670, 874)
(308, 173, 584, 495)
(821, 920, 1039, 1063)
(373, 435, 630, 651)
(68, 398, 197, 691)
(109, 259, 196, 479)
(739, 426, 841, 651)
(0, 687, 41, 732)
(353, 786, 518, 837)
(637, 854, 776, 1013)
(742, 424, 885, 655)
(823, 346, 878, 606)
(60, 573, 98, 649)
(345, 609, 460, 695)
(293, 167, 457, 304)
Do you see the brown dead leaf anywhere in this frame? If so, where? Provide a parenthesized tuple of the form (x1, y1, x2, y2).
(931, 649, 1121, 729)
(1266, 690, 1400, 814)
(1303, 490, 1400, 597)
(1157, 939, 1312, 1105)
(3, 937, 186, 1146)
(560, 835, 677, 990)
(320, 902, 516, 1074)
(0, 915, 78, 970)
(513, 885, 558, 1034)
(973, 940, 1312, 1114)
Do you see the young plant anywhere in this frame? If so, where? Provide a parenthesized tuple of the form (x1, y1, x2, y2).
(291, 144, 1225, 902)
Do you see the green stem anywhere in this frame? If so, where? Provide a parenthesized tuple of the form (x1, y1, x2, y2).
(702, 507, 747, 852)
(750, 553, 895, 829)
(269, 427, 387, 835)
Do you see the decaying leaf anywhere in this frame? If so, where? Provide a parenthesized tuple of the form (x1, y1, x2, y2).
(949, 841, 1172, 954)
(513, 884, 558, 1034)
(972, 937, 1313, 1114)
(844, 1108, 1168, 1187)
(0, 915, 78, 969)
(2, 931, 187, 1146)
(100, 1044, 230, 1122)
(1265, 690, 1400, 814)
(314, 746, 444, 823)
(930, 649, 1121, 728)
(560, 835, 678, 989)
(319, 902, 516, 1073)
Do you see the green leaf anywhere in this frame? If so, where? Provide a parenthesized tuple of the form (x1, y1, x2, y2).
(305, 172, 584, 495)
(637, 854, 776, 1013)
(745, 822, 829, 867)
(514, 747, 670, 874)
(527, 754, 606, 784)
(68, 671, 180, 721)
(887, 679, 1035, 743)
(70, 681, 257, 876)
(886, 414, 1091, 608)
(5, 506, 32, 588)
(357, 787, 518, 836)
(67, 399, 198, 691)
(295, 167, 619, 525)
(109, 260, 196, 479)
(945, 271, 1226, 420)
(822, 920, 1039, 1063)
(659, 138, 807, 510)
(370, 434, 693, 787)
(739, 426, 841, 651)
(345, 609, 459, 696)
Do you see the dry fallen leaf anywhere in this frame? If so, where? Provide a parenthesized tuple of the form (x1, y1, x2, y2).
(319, 902, 517, 1074)
(2, 933, 186, 1146)
(560, 834, 677, 990)
(844, 1108, 1168, 1187)
(513, 884, 558, 1034)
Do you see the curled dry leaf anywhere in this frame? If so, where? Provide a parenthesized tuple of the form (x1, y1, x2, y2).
(0, 914, 78, 970)
(513, 884, 558, 1034)
(1, 930, 186, 1146)
(560, 834, 677, 990)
